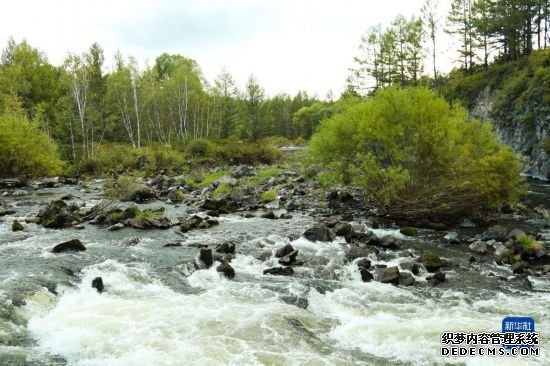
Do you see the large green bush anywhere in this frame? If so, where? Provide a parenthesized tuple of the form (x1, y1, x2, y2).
(310, 87, 524, 219)
(0, 113, 62, 177)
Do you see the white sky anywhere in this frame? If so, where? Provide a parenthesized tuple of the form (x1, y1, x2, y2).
(0, 0, 457, 98)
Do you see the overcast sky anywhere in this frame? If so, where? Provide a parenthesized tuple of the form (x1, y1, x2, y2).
(1, 0, 456, 98)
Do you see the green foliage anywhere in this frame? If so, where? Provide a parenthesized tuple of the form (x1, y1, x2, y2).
(261, 189, 277, 202)
(104, 175, 140, 201)
(184, 139, 216, 158)
(0, 112, 62, 177)
(517, 234, 542, 251)
(174, 190, 185, 202)
(132, 208, 165, 225)
(310, 87, 524, 219)
(213, 183, 232, 198)
(198, 170, 229, 187)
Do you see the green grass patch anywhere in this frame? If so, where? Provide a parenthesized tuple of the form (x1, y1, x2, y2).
(213, 183, 232, 199)
(261, 189, 278, 202)
(198, 170, 229, 187)
(517, 235, 542, 251)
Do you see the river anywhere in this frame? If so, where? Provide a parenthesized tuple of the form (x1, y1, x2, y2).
(0, 179, 549, 365)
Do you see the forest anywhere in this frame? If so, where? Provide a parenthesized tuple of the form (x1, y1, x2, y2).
(0, 0, 549, 189)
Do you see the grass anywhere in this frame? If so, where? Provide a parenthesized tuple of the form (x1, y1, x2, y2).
(174, 190, 185, 202)
(213, 183, 232, 199)
(261, 189, 277, 202)
(517, 235, 543, 251)
(198, 170, 230, 187)
(132, 208, 165, 224)
(104, 175, 141, 201)
(245, 167, 282, 186)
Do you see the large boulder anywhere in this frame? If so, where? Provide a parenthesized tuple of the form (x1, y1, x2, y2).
(279, 250, 299, 266)
(482, 225, 508, 242)
(200, 248, 213, 268)
(216, 262, 235, 279)
(376, 266, 400, 285)
(11, 220, 24, 232)
(418, 252, 443, 273)
(128, 185, 156, 203)
(400, 227, 417, 236)
(0, 178, 26, 188)
(92, 277, 104, 293)
(427, 272, 446, 285)
(469, 241, 491, 254)
(216, 242, 236, 254)
(303, 224, 333, 242)
(39, 200, 80, 228)
(276, 244, 295, 258)
(52, 239, 86, 253)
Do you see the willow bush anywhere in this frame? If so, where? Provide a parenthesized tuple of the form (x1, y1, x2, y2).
(310, 87, 524, 219)
(0, 112, 62, 177)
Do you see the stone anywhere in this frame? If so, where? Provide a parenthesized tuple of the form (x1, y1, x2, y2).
(444, 232, 460, 244)
(418, 252, 443, 273)
(276, 244, 295, 258)
(360, 268, 374, 282)
(400, 227, 417, 236)
(356, 258, 372, 270)
(216, 242, 236, 254)
(303, 224, 333, 242)
(263, 267, 294, 276)
(92, 277, 104, 293)
(379, 235, 399, 250)
(11, 220, 24, 232)
(39, 199, 80, 229)
(427, 271, 446, 285)
(399, 262, 420, 275)
(199, 248, 213, 268)
(469, 241, 491, 254)
(459, 219, 476, 228)
(108, 223, 125, 231)
(128, 185, 156, 203)
(376, 266, 400, 285)
(52, 239, 86, 253)
(345, 246, 378, 262)
(216, 262, 236, 279)
(279, 250, 299, 266)
(262, 210, 276, 219)
(511, 261, 528, 274)
(482, 225, 508, 242)
(334, 223, 353, 237)
(399, 271, 415, 286)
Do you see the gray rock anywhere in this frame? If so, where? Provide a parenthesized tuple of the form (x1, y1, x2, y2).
(276, 244, 295, 258)
(469, 241, 491, 254)
(399, 271, 415, 286)
(108, 223, 125, 231)
(303, 224, 333, 242)
(11, 220, 24, 232)
(263, 267, 294, 276)
(444, 232, 460, 244)
(427, 272, 446, 285)
(418, 253, 443, 273)
(376, 266, 400, 285)
(399, 262, 420, 275)
(200, 248, 213, 268)
(216, 262, 235, 279)
(92, 277, 104, 293)
(52, 239, 86, 253)
(360, 268, 374, 282)
(482, 225, 508, 242)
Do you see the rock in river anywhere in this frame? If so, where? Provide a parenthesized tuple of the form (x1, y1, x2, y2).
(39, 199, 80, 229)
(418, 252, 442, 273)
(11, 220, 24, 232)
(216, 262, 236, 279)
(92, 277, 104, 293)
(52, 239, 86, 253)
(303, 224, 333, 242)
(200, 248, 214, 268)
(263, 267, 294, 276)
(376, 266, 400, 285)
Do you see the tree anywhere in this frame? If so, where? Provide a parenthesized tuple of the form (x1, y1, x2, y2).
(422, 0, 440, 81)
(447, 0, 475, 71)
(241, 75, 265, 141)
(0, 109, 62, 177)
(310, 87, 523, 219)
(212, 69, 239, 138)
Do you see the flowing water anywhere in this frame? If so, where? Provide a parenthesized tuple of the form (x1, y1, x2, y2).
(0, 181, 549, 366)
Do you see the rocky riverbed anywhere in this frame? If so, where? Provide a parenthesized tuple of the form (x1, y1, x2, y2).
(0, 169, 549, 366)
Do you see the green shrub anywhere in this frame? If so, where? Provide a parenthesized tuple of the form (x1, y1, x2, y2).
(517, 235, 542, 251)
(261, 189, 277, 202)
(310, 87, 524, 219)
(184, 139, 217, 158)
(0, 113, 62, 177)
(104, 175, 141, 201)
(542, 137, 550, 154)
